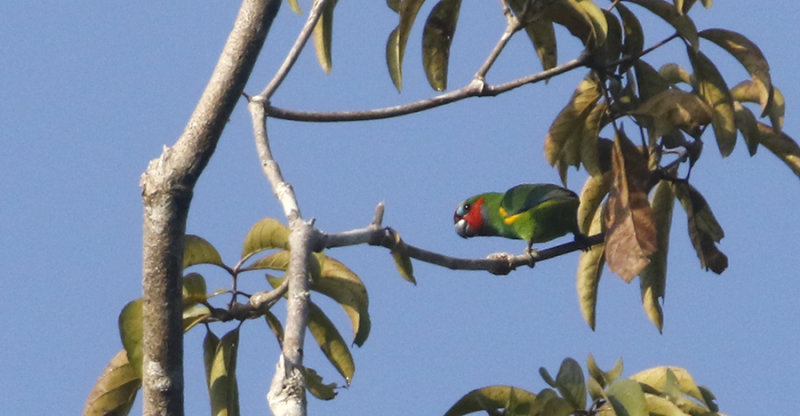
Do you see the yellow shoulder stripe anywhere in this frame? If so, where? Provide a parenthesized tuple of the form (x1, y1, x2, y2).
(503, 212, 522, 225)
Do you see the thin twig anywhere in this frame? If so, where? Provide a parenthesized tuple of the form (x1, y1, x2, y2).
(473, 3, 524, 82)
(266, 52, 591, 122)
(258, 0, 330, 99)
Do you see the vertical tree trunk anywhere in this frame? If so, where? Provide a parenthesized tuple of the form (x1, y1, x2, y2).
(138, 1, 281, 414)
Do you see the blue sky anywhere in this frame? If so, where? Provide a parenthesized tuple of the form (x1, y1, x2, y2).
(2, 1, 799, 415)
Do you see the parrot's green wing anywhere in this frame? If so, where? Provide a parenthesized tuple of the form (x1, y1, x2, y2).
(500, 184, 578, 217)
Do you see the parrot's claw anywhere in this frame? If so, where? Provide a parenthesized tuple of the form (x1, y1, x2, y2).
(525, 247, 539, 268)
(573, 233, 590, 252)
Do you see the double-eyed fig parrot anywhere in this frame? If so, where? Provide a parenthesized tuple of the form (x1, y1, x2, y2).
(453, 184, 584, 252)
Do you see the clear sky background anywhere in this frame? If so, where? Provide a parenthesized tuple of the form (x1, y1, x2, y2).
(2, 1, 799, 415)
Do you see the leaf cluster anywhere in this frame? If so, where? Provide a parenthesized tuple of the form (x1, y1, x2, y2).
(444, 356, 724, 416)
(83, 217, 414, 415)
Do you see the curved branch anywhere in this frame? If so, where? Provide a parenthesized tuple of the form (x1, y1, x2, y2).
(265, 52, 590, 122)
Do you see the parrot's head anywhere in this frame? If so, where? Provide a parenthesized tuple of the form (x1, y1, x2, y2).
(453, 195, 487, 238)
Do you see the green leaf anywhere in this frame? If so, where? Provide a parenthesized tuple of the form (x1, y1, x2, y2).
(689, 48, 736, 157)
(312, 0, 338, 73)
(387, 228, 416, 284)
(576, 204, 605, 329)
(699, 28, 771, 111)
(733, 101, 759, 156)
(756, 122, 800, 179)
(184, 235, 224, 269)
(658, 63, 692, 85)
(246, 250, 322, 282)
(241, 218, 290, 258)
(303, 367, 338, 400)
(539, 366, 557, 388)
(555, 358, 587, 409)
(286, 0, 301, 14)
(386, 0, 400, 13)
(82, 349, 141, 416)
(606, 379, 647, 416)
(307, 300, 355, 384)
(118, 299, 144, 378)
(545, 0, 606, 47)
(385, 0, 426, 91)
(642, 393, 690, 416)
(264, 311, 285, 344)
(529, 388, 574, 416)
(443, 385, 537, 416)
(587, 354, 623, 388)
(639, 180, 674, 332)
(183, 304, 211, 332)
(634, 60, 670, 103)
(422, 0, 461, 91)
(312, 255, 371, 346)
(623, 0, 698, 51)
(528, 21, 558, 71)
(182, 272, 208, 306)
(544, 72, 603, 185)
(617, 3, 643, 63)
(631, 88, 712, 142)
(630, 366, 705, 404)
(205, 328, 241, 416)
(577, 171, 611, 234)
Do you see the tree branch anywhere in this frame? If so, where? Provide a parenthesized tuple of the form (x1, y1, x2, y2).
(138, 1, 280, 415)
(265, 51, 591, 122)
(258, 0, 330, 99)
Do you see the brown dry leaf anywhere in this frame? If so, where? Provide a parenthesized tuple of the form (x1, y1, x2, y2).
(671, 182, 727, 274)
(604, 132, 658, 282)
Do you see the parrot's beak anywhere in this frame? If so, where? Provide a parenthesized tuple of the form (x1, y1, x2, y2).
(454, 218, 473, 238)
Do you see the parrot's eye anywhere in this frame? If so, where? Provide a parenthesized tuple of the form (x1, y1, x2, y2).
(457, 203, 470, 217)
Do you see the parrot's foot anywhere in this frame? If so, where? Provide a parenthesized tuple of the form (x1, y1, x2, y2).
(525, 247, 539, 268)
(573, 233, 590, 251)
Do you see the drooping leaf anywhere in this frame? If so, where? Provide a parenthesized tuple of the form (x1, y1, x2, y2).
(731, 81, 784, 130)
(578, 171, 612, 234)
(699, 28, 771, 111)
(313, 255, 371, 346)
(670, 183, 727, 273)
(287, 0, 302, 14)
(443, 385, 537, 416)
(183, 304, 211, 332)
(545, 72, 603, 185)
(756, 122, 800, 179)
(733, 101, 759, 156)
(528, 21, 558, 71)
(639, 181, 674, 332)
(264, 311, 284, 345)
(118, 299, 144, 378)
(617, 3, 643, 64)
(241, 218, 289, 258)
(605, 379, 647, 416)
(386, 0, 400, 13)
(581, 101, 610, 177)
(312, 0, 338, 73)
(605, 132, 658, 282)
(689, 48, 736, 156)
(631, 88, 712, 141)
(623, 0, 698, 51)
(184, 235, 224, 269)
(385, 0, 426, 91)
(577, 204, 605, 329)
(307, 300, 355, 384)
(303, 367, 338, 400)
(204, 328, 240, 416)
(590, 10, 622, 68)
(422, 0, 461, 91)
(83, 350, 141, 416)
(555, 358, 587, 410)
(387, 228, 416, 284)
(767, 85, 785, 131)
(545, 0, 607, 47)
(182, 272, 208, 306)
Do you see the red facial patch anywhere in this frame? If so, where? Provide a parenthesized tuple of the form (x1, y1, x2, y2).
(463, 197, 485, 232)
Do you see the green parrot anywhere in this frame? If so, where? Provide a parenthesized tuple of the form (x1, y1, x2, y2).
(453, 183, 585, 252)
